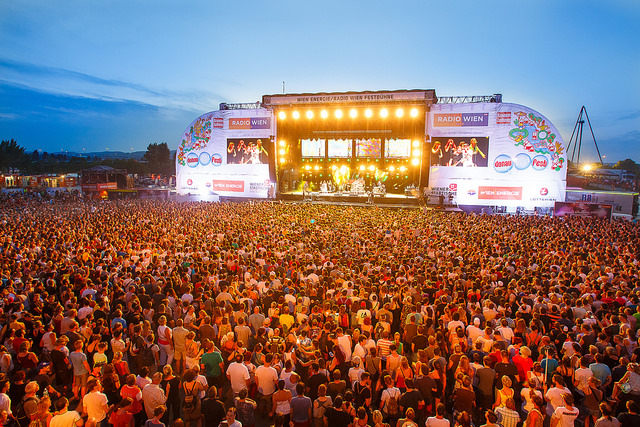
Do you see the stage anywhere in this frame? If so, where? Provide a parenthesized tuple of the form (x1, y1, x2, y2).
(277, 190, 426, 208)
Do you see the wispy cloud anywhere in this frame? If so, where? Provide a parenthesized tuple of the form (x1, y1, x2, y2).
(0, 57, 222, 113)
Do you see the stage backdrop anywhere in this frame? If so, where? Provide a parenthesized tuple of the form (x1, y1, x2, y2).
(176, 109, 274, 198)
(428, 102, 567, 209)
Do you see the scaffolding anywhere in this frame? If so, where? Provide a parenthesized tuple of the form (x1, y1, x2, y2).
(437, 94, 502, 104)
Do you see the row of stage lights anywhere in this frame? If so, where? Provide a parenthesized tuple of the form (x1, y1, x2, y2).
(277, 107, 420, 120)
(277, 140, 422, 165)
(302, 164, 411, 172)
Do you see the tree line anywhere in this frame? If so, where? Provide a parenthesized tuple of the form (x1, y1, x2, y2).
(0, 139, 175, 176)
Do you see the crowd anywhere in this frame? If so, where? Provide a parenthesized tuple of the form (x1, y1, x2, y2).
(0, 196, 639, 427)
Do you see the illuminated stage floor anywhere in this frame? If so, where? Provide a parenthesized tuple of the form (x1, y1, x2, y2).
(277, 191, 458, 210)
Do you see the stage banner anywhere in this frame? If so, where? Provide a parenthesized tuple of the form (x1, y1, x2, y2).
(428, 103, 567, 209)
(176, 109, 274, 198)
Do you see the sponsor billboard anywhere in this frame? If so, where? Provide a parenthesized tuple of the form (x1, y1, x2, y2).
(176, 109, 273, 198)
(554, 202, 612, 219)
(428, 103, 567, 209)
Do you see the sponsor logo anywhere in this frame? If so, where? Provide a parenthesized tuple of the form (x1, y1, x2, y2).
(211, 153, 223, 166)
(493, 154, 513, 173)
(205, 182, 211, 188)
(496, 111, 512, 125)
(467, 189, 476, 196)
(186, 179, 193, 185)
(199, 152, 211, 166)
(514, 153, 531, 170)
(540, 187, 549, 196)
(213, 118, 224, 129)
(434, 113, 489, 127)
(532, 155, 548, 171)
(448, 183, 458, 191)
(228, 117, 271, 129)
(186, 153, 199, 168)
(478, 186, 523, 200)
(211, 180, 245, 192)
(250, 182, 271, 191)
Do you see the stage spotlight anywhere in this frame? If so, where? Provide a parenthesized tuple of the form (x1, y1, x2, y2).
(335, 109, 343, 119)
(380, 108, 388, 118)
(279, 149, 286, 156)
(389, 166, 395, 172)
(412, 140, 421, 148)
(411, 158, 420, 166)
(305, 165, 311, 170)
(321, 110, 329, 119)
(332, 165, 337, 170)
(412, 149, 421, 157)
(306, 110, 314, 119)
(410, 108, 419, 118)
(359, 165, 366, 171)
(365, 108, 373, 118)
(279, 140, 286, 147)
(279, 157, 286, 163)
(349, 109, 358, 118)
(395, 108, 404, 118)
(292, 111, 300, 119)
(368, 165, 376, 171)
(340, 165, 349, 174)
(399, 166, 407, 172)
(582, 164, 592, 171)
(278, 111, 286, 120)
(314, 165, 320, 171)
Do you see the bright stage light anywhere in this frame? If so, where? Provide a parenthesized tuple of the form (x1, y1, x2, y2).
(292, 111, 300, 119)
(278, 111, 286, 120)
(368, 165, 376, 171)
(410, 108, 419, 118)
(314, 165, 320, 171)
(359, 165, 366, 171)
(399, 166, 407, 172)
(412, 149, 421, 157)
(349, 109, 358, 118)
(332, 165, 337, 170)
(306, 110, 314, 119)
(279, 140, 286, 147)
(380, 108, 388, 118)
(321, 110, 329, 119)
(340, 165, 349, 174)
(389, 166, 395, 172)
(279, 157, 286, 163)
(582, 164, 592, 171)
(335, 109, 343, 119)
(279, 149, 285, 155)
(412, 140, 421, 148)
(395, 108, 404, 118)
(365, 109, 373, 118)
(305, 165, 311, 170)
(411, 158, 420, 166)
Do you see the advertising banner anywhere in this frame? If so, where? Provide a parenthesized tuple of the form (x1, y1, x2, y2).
(176, 109, 273, 198)
(428, 103, 567, 209)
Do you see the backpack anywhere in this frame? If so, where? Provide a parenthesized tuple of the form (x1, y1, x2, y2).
(313, 397, 331, 419)
(138, 343, 154, 367)
(385, 388, 399, 416)
(15, 396, 38, 427)
(183, 382, 197, 413)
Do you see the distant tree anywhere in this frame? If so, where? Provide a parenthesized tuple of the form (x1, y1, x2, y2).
(144, 142, 173, 175)
(613, 159, 639, 174)
(0, 139, 26, 172)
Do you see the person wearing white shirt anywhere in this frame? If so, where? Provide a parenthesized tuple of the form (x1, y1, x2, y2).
(82, 379, 112, 424)
(227, 355, 251, 395)
(545, 375, 571, 417)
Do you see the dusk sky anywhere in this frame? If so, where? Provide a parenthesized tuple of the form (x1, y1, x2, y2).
(1, 1, 639, 164)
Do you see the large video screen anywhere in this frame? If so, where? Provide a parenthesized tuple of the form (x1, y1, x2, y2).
(227, 138, 269, 164)
(328, 139, 352, 158)
(356, 138, 381, 158)
(385, 139, 411, 158)
(430, 136, 489, 167)
(301, 139, 325, 158)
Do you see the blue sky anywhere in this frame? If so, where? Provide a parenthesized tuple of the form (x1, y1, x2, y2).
(1, 0, 639, 163)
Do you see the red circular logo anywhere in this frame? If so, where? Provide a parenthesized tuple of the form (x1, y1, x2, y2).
(449, 183, 458, 191)
(540, 187, 548, 195)
(187, 179, 193, 185)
